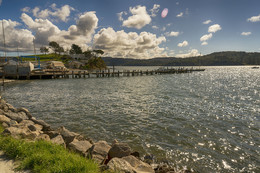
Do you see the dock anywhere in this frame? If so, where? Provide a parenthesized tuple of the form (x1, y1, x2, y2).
(0, 67, 205, 80)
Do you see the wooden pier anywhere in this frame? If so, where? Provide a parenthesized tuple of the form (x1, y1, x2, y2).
(0, 67, 205, 80)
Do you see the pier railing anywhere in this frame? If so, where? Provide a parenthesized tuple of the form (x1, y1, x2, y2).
(0, 67, 205, 80)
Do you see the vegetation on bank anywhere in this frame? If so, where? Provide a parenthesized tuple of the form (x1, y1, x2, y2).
(103, 51, 260, 66)
(0, 125, 101, 173)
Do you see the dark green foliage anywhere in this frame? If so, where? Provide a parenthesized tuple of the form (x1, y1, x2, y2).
(84, 57, 107, 70)
(40, 47, 49, 55)
(70, 44, 83, 55)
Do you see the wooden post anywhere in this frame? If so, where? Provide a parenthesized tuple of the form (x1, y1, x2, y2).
(72, 71, 74, 78)
(117, 70, 120, 77)
(83, 71, 86, 78)
(79, 71, 81, 78)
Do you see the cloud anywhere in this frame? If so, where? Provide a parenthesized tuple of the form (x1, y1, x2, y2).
(21, 11, 98, 50)
(117, 11, 127, 21)
(0, 19, 34, 52)
(93, 27, 166, 58)
(176, 49, 200, 58)
(241, 32, 251, 36)
(208, 24, 222, 33)
(122, 5, 151, 29)
(150, 4, 160, 17)
(166, 31, 180, 37)
(176, 12, 183, 17)
(177, 40, 188, 47)
(247, 14, 260, 22)
(152, 25, 159, 30)
(203, 20, 212, 24)
(21, 7, 30, 13)
(201, 42, 208, 46)
(32, 4, 74, 22)
(200, 33, 212, 42)
(0, 0, 2, 6)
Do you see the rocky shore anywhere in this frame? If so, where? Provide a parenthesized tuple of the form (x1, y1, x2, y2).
(0, 97, 191, 173)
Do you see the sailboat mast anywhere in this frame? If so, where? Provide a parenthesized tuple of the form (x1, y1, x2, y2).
(2, 20, 7, 62)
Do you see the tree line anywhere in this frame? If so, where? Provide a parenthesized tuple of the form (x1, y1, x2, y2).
(40, 41, 106, 70)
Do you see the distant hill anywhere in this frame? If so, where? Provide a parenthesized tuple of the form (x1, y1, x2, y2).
(103, 51, 260, 66)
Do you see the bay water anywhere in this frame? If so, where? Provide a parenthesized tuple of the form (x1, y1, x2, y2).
(2, 66, 259, 172)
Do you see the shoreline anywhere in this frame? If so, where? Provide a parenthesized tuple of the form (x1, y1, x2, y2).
(0, 97, 191, 173)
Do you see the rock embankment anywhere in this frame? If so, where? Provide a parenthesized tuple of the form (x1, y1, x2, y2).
(0, 97, 191, 173)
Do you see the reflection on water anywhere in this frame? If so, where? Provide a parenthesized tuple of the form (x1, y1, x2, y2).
(2, 66, 260, 172)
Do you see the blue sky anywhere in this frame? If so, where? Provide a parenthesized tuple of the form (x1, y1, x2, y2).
(0, 0, 260, 58)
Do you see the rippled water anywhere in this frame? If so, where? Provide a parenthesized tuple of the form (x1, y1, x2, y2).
(2, 66, 260, 172)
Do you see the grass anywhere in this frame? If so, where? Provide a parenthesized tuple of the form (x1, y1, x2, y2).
(20, 53, 72, 64)
(0, 125, 101, 173)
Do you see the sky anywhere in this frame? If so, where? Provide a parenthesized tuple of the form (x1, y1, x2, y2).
(0, 0, 260, 59)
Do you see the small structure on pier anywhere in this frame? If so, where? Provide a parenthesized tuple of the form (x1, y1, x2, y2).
(47, 61, 66, 70)
(3, 61, 34, 76)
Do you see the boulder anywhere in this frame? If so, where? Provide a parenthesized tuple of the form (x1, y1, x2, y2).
(36, 134, 51, 141)
(2, 122, 9, 128)
(5, 103, 17, 112)
(45, 130, 60, 139)
(0, 114, 11, 124)
(58, 126, 80, 145)
(4, 111, 28, 123)
(16, 107, 32, 119)
(108, 142, 132, 159)
(51, 135, 66, 148)
(107, 157, 135, 173)
(123, 155, 155, 173)
(31, 118, 51, 131)
(68, 139, 92, 155)
(89, 140, 111, 164)
(108, 156, 155, 173)
(3, 126, 38, 139)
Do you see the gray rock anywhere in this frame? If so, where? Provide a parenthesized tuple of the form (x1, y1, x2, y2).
(16, 107, 32, 119)
(89, 140, 111, 164)
(58, 126, 80, 145)
(45, 130, 60, 139)
(4, 111, 28, 123)
(51, 135, 66, 148)
(108, 156, 155, 173)
(123, 155, 155, 173)
(5, 103, 17, 112)
(108, 142, 132, 159)
(107, 157, 135, 173)
(36, 134, 51, 141)
(0, 114, 11, 124)
(68, 139, 92, 155)
(2, 122, 9, 128)
(28, 124, 37, 131)
(31, 118, 51, 131)
(3, 126, 38, 139)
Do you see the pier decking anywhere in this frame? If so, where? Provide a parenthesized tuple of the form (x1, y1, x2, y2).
(1, 67, 205, 80)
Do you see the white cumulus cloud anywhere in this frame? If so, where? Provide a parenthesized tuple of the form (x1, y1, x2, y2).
(201, 42, 208, 46)
(178, 40, 188, 47)
(177, 12, 183, 17)
(150, 4, 160, 17)
(32, 4, 74, 22)
(166, 31, 180, 37)
(93, 27, 166, 58)
(21, 11, 98, 50)
(176, 49, 200, 58)
(0, 19, 34, 52)
(0, 0, 2, 6)
(208, 24, 222, 33)
(200, 33, 212, 42)
(117, 11, 127, 21)
(122, 5, 151, 29)
(203, 20, 212, 24)
(241, 32, 251, 36)
(247, 14, 260, 22)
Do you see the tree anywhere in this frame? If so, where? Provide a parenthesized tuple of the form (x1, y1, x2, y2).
(49, 41, 61, 54)
(58, 47, 64, 55)
(40, 47, 49, 55)
(69, 44, 83, 55)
